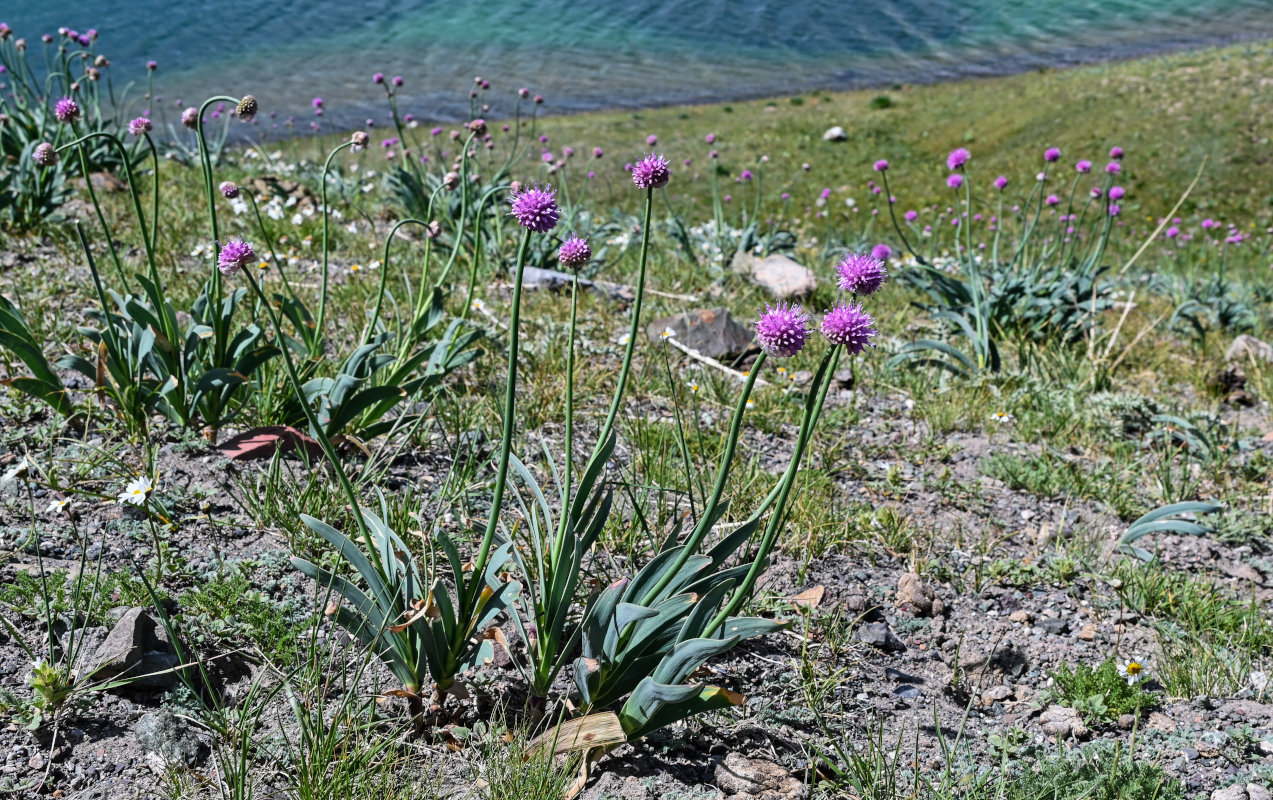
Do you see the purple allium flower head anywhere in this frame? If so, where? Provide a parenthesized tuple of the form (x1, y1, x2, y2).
(740, 169, 753, 181)
(1044, 147, 1061, 162)
(219, 181, 239, 198)
(312, 97, 323, 109)
(78, 34, 90, 46)
(147, 60, 157, 71)
(351, 130, 369, 149)
(43, 34, 53, 43)
(1090, 186, 1103, 198)
(947, 148, 970, 170)
(236, 95, 258, 122)
(430, 126, 442, 136)
(1076, 159, 1092, 174)
(947, 174, 964, 189)
(755, 302, 810, 358)
(509, 184, 559, 232)
(874, 159, 889, 172)
(1108, 186, 1125, 200)
(820, 301, 877, 354)
(468, 118, 487, 135)
(904, 209, 918, 222)
(181, 106, 198, 128)
(54, 96, 80, 124)
(1201, 218, 1216, 230)
(1045, 194, 1059, 206)
(631, 153, 670, 189)
(646, 134, 657, 146)
(33, 142, 58, 167)
(1110, 146, 1124, 160)
(1108, 203, 1121, 217)
(534, 94, 544, 104)
(705, 133, 715, 144)
(217, 239, 255, 278)
(991, 175, 1006, 191)
(871, 243, 893, 261)
(593, 147, 604, 158)
(835, 252, 888, 295)
(392, 75, 403, 86)
(128, 117, 152, 136)
(557, 235, 591, 269)
(518, 87, 530, 98)
(1105, 161, 1120, 174)
(373, 72, 384, 84)
(1166, 226, 1179, 239)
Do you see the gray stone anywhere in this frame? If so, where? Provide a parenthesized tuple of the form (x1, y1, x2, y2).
(896, 573, 943, 617)
(134, 711, 209, 768)
(894, 685, 923, 699)
(1248, 784, 1271, 800)
(1212, 785, 1249, 800)
(857, 622, 906, 653)
(822, 126, 847, 142)
(646, 307, 755, 361)
(981, 685, 1012, 707)
(715, 752, 806, 799)
(1039, 705, 1089, 740)
(1227, 335, 1273, 364)
(735, 252, 817, 299)
(79, 607, 181, 689)
(1038, 617, 1069, 636)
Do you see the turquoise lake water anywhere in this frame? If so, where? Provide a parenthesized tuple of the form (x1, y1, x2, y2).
(6, 1, 1273, 129)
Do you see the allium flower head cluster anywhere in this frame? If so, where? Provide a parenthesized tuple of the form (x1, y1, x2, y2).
(631, 153, 670, 189)
(835, 252, 888, 295)
(994, 175, 1008, 190)
(1076, 159, 1092, 174)
(821, 302, 877, 354)
(219, 181, 239, 199)
(181, 106, 198, 128)
(33, 142, 58, 167)
(755, 302, 809, 358)
(128, 116, 152, 136)
(351, 130, 369, 149)
(54, 96, 80, 124)
(557, 235, 591, 269)
(1044, 147, 1061, 162)
(217, 238, 255, 278)
(509, 184, 559, 232)
(236, 95, 258, 122)
(946, 148, 970, 170)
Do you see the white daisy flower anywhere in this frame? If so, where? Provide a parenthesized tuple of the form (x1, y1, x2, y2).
(472, 298, 487, 311)
(117, 476, 153, 506)
(2, 457, 32, 485)
(46, 497, 71, 514)
(291, 213, 304, 226)
(660, 327, 677, 339)
(1117, 660, 1146, 685)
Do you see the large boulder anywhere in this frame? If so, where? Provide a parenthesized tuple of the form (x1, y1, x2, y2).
(734, 251, 817, 299)
(646, 307, 755, 362)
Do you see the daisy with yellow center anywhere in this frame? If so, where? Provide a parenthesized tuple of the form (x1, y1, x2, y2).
(117, 476, 153, 506)
(1117, 660, 1145, 685)
(660, 326, 676, 339)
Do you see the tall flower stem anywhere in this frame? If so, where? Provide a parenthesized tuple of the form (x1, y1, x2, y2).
(315, 140, 355, 339)
(586, 187, 654, 467)
(879, 171, 927, 266)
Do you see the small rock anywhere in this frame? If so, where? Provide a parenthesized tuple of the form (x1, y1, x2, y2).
(1219, 561, 1264, 585)
(1181, 746, 1200, 761)
(134, 711, 209, 768)
(1008, 610, 1032, 624)
(833, 368, 854, 389)
(79, 607, 181, 689)
(714, 752, 806, 800)
(645, 307, 755, 361)
(981, 685, 1012, 707)
(1117, 714, 1136, 729)
(1077, 624, 1098, 641)
(1226, 335, 1273, 364)
(1148, 712, 1178, 733)
(857, 622, 906, 653)
(1039, 705, 1089, 740)
(822, 126, 847, 142)
(895, 573, 943, 617)
(894, 685, 923, 699)
(1212, 784, 1248, 800)
(1248, 784, 1272, 800)
(735, 252, 817, 299)
(1257, 740, 1273, 756)
(1038, 617, 1068, 636)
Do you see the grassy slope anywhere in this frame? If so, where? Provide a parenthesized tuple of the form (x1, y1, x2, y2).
(540, 40, 1273, 227)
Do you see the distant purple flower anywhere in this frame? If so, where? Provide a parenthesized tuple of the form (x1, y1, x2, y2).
(430, 126, 442, 136)
(631, 153, 670, 189)
(1110, 146, 1124, 160)
(558, 235, 591, 268)
(509, 184, 559, 232)
(1075, 160, 1092, 174)
(1109, 186, 1125, 200)
(705, 133, 715, 144)
(1108, 203, 1120, 217)
(312, 97, 323, 109)
(646, 134, 657, 145)
(835, 253, 888, 295)
(874, 159, 889, 172)
(904, 210, 918, 222)
(219, 181, 239, 198)
(1044, 147, 1061, 162)
(1045, 194, 1059, 206)
(820, 188, 831, 200)
(373, 72, 384, 84)
(820, 301, 877, 354)
(181, 106, 198, 129)
(519, 87, 530, 98)
(947, 174, 963, 189)
(1090, 186, 1103, 198)
(993, 175, 1008, 191)
(947, 148, 970, 170)
(755, 302, 809, 358)
(128, 116, 152, 136)
(392, 75, 403, 87)
(1202, 218, 1216, 230)
(593, 147, 603, 158)
(54, 96, 80, 124)
(1166, 226, 1179, 239)
(236, 95, 258, 122)
(1106, 162, 1121, 174)
(871, 243, 893, 261)
(534, 94, 544, 104)
(33, 142, 58, 167)
(217, 239, 255, 278)
(740, 169, 753, 181)
(147, 60, 157, 71)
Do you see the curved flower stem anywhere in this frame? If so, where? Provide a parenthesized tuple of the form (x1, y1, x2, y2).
(879, 171, 927, 267)
(371, 217, 434, 341)
(586, 187, 654, 467)
(640, 351, 767, 605)
(464, 228, 533, 611)
(316, 139, 355, 340)
(142, 133, 160, 257)
(240, 268, 369, 543)
(246, 192, 299, 303)
(196, 95, 242, 363)
(69, 140, 127, 289)
(703, 345, 841, 637)
(553, 271, 582, 552)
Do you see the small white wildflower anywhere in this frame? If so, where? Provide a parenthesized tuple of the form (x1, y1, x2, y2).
(346, 222, 358, 234)
(117, 476, 153, 506)
(660, 327, 676, 339)
(472, 298, 487, 311)
(46, 497, 71, 514)
(1117, 660, 1145, 685)
(291, 213, 304, 226)
(230, 198, 248, 216)
(2, 457, 32, 485)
